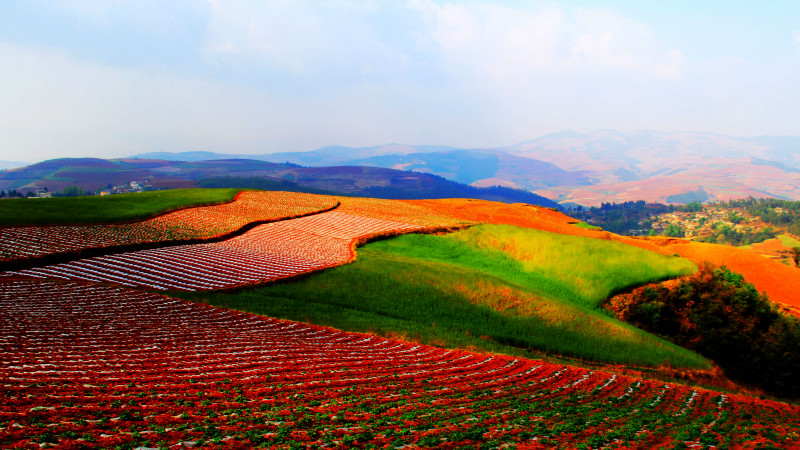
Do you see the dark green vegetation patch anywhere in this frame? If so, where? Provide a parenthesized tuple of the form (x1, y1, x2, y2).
(0, 188, 243, 227)
(606, 263, 800, 399)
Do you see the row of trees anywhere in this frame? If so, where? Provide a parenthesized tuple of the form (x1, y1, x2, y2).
(569, 201, 669, 235)
(711, 197, 800, 233)
(0, 185, 93, 199)
(0, 189, 30, 199)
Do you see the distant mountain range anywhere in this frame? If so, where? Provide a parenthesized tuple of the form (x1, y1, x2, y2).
(129, 131, 800, 206)
(3, 130, 799, 206)
(0, 157, 559, 208)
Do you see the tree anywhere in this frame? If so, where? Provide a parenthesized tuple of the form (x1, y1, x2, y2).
(792, 247, 800, 267)
(664, 223, 685, 238)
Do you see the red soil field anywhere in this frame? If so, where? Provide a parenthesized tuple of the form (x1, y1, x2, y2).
(4, 211, 425, 291)
(656, 239, 800, 313)
(743, 237, 795, 263)
(338, 197, 472, 229)
(402, 199, 603, 238)
(2, 278, 798, 449)
(0, 191, 338, 264)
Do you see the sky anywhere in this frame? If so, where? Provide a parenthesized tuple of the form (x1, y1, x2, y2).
(1, 0, 799, 162)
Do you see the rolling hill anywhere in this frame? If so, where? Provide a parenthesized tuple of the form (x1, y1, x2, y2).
(0, 157, 559, 208)
(4, 190, 800, 448)
(130, 130, 800, 206)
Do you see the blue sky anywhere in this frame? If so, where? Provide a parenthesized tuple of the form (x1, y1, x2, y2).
(1, 0, 799, 161)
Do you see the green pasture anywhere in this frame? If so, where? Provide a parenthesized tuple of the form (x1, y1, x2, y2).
(437, 224, 695, 308)
(180, 224, 707, 369)
(572, 221, 602, 231)
(777, 234, 800, 248)
(0, 188, 244, 227)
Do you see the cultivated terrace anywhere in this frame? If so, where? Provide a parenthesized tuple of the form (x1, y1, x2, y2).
(1, 191, 799, 449)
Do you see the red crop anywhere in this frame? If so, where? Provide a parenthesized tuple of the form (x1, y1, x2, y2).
(1, 279, 798, 449)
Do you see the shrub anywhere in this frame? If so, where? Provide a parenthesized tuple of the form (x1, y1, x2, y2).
(607, 263, 800, 399)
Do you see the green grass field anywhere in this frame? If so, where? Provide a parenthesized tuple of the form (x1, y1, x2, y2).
(421, 224, 696, 308)
(777, 234, 800, 248)
(0, 188, 244, 227)
(573, 221, 602, 231)
(179, 224, 707, 369)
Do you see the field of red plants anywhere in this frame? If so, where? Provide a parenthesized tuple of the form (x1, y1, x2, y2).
(3, 211, 426, 291)
(0, 191, 338, 264)
(2, 278, 799, 449)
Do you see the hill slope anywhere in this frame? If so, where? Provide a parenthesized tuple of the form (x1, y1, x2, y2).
(0, 158, 559, 208)
(179, 224, 703, 369)
(131, 130, 800, 206)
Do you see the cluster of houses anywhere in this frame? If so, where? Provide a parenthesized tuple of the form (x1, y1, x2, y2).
(650, 207, 756, 239)
(1, 180, 156, 199)
(99, 181, 152, 196)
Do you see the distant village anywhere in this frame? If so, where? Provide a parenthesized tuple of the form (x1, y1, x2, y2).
(98, 180, 154, 196)
(650, 206, 767, 240)
(572, 199, 789, 246)
(0, 180, 153, 199)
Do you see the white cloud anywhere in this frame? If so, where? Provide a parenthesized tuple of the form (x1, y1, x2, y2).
(408, 1, 685, 81)
(202, 0, 423, 84)
(0, 42, 300, 161)
(2, 1, 798, 162)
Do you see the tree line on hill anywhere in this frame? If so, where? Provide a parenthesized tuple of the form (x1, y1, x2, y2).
(1, 186, 94, 199)
(567, 200, 671, 235)
(711, 197, 800, 236)
(605, 264, 800, 399)
(568, 198, 798, 244)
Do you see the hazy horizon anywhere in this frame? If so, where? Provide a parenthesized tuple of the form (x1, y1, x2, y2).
(2, 1, 799, 162)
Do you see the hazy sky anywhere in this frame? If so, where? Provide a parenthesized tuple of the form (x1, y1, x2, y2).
(1, 0, 799, 162)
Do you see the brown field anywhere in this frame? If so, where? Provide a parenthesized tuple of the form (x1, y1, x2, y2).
(742, 237, 796, 263)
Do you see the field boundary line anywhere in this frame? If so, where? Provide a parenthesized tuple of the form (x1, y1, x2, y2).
(0, 199, 341, 273)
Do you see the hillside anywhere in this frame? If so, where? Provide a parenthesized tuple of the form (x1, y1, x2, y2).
(273, 149, 592, 191)
(5, 278, 798, 449)
(507, 131, 800, 205)
(4, 190, 800, 449)
(180, 224, 703, 369)
(0, 158, 559, 208)
(129, 130, 800, 206)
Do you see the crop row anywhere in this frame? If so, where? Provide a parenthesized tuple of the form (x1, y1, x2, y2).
(3, 211, 425, 291)
(0, 191, 339, 263)
(1, 278, 799, 449)
(336, 197, 472, 229)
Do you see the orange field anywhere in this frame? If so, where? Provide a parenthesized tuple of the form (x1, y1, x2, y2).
(658, 240, 800, 312)
(338, 197, 471, 229)
(743, 237, 795, 263)
(0, 191, 338, 264)
(402, 199, 605, 238)
(405, 198, 800, 316)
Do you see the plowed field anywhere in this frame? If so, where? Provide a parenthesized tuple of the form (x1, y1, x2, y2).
(4, 211, 425, 291)
(0, 191, 338, 264)
(2, 279, 798, 449)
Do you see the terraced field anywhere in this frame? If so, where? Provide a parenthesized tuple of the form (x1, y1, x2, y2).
(2, 192, 800, 449)
(0, 191, 339, 265)
(4, 211, 426, 291)
(2, 279, 799, 449)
